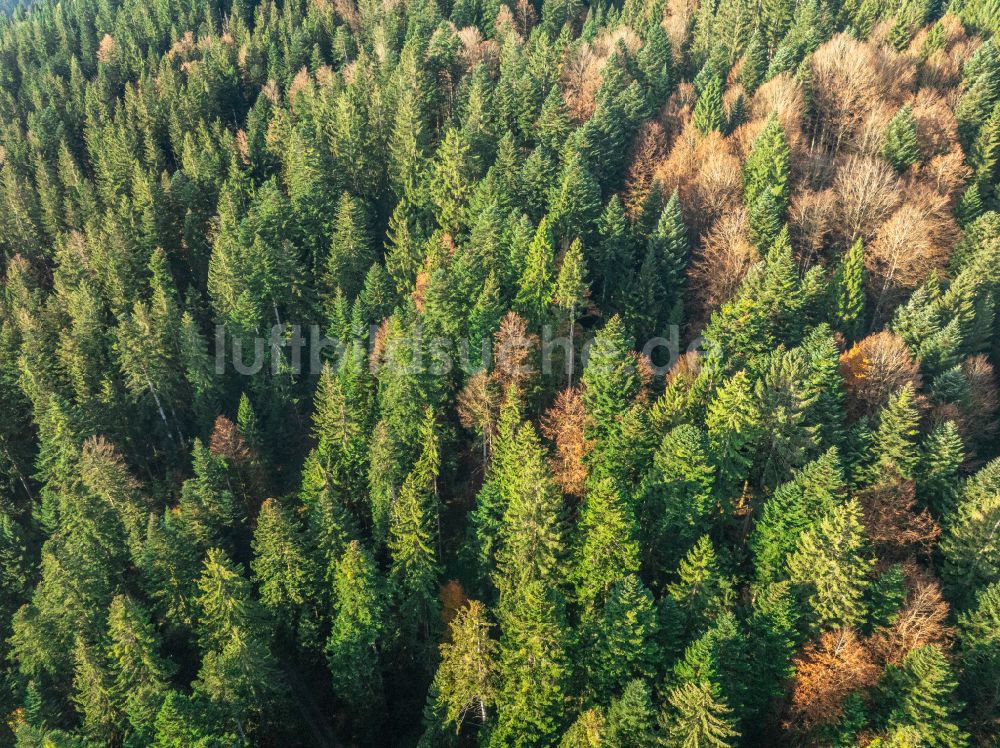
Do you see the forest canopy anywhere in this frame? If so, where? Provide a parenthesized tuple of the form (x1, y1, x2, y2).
(0, 0, 999, 743)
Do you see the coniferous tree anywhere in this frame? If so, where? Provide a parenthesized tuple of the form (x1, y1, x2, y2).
(660, 681, 739, 748)
(250, 498, 318, 642)
(106, 595, 175, 745)
(941, 458, 1000, 605)
(881, 645, 969, 748)
(786, 499, 873, 631)
(693, 75, 726, 134)
(554, 238, 589, 384)
(883, 105, 922, 173)
(193, 549, 283, 738)
(515, 217, 557, 327)
(325, 192, 374, 302)
(389, 407, 442, 662)
(422, 600, 498, 737)
(743, 115, 791, 220)
(834, 239, 867, 340)
(326, 540, 387, 725)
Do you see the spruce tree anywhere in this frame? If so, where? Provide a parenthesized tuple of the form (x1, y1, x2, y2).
(693, 75, 726, 134)
(743, 115, 791, 220)
(640, 424, 717, 575)
(786, 499, 874, 631)
(589, 574, 660, 696)
(325, 192, 374, 302)
(514, 216, 557, 326)
(388, 408, 442, 661)
(882, 645, 969, 748)
(193, 549, 283, 737)
(660, 681, 739, 748)
(941, 458, 1000, 605)
(574, 477, 642, 611)
(834, 239, 867, 341)
(250, 498, 318, 641)
(423, 600, 497, 736)
(882, 105, 921, 173)
(326, 541, 387, 723)
(491, 578, 571, 746)
(581, 316, 640, 442)
(706, 370, 762, 499)
(604, 679, 658, 746)
(106, 595, 174, 744)
(867, 384, 921, 482)
(666, 536, 736, 636)
(553, 238, 589, 384)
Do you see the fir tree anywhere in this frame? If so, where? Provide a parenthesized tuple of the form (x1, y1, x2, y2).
(325, 192, 374, 302)
(423, 600, 497, 736)
(867, 384, 921, 482)
(743, 115, 791, 220)
(666, 536, 736, 636)
(106, 595, 175, 744)
(941, 458, 1000, 605)
(193, 549, 283, 735)
(388, 408, 442, 661)
(250, 498, 318, 640)
(574, 477, 641, 612)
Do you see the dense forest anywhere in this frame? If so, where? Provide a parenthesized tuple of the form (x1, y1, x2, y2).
(0, 0, 999, 743)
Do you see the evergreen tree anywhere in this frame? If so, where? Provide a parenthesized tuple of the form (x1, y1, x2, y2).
(604, 679, 658, 746)
(326, 541, 387, 724)
(705, 370, 762, 499)
(640, 425, 717, 575)
(491, 578, 571, 746)
(693, 75, 726, 134)
(574, 477, 641, 611)
(660, 681, 739, 748)
(883, 105, 922, 173)
(666, 536, 736, 636)
(589, 574, 660, 696)
(388, 408, 442, 661)
(423, 600, 497, 737)
(834, 239, 867, 340)
(867, 384, 921, 482)
(553, 238, 589, 384)
(193, 549, 283, 736)
(941, 458, 1000, 605)
(881, 646, 969, 748)
(325, 192, 374, 302)
(581, 316, 640, 443)
(250, 498, 318, 641)
(743, 115, 791, 220)
(786, 499, 873, 631)
(106, 595, 175, 745)
(515, 217, 557, 326)
(431, 128, 477, 237)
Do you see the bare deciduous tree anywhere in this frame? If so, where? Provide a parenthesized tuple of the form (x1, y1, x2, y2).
(830, 155, 901, 245)
(869, 565, 954, 665)
(867, 189, 957, 319)
(688, 208, 759, 323)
